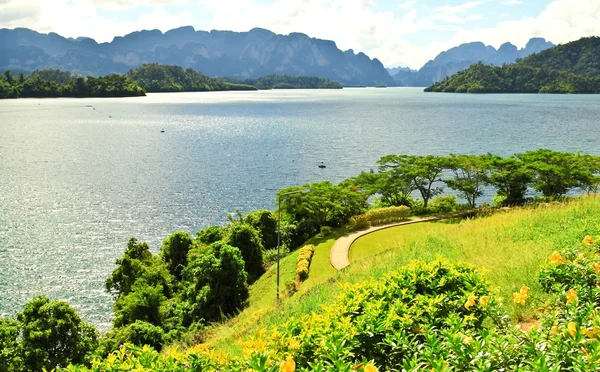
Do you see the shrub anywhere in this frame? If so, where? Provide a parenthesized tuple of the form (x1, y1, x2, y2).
(350, 206, 410, 230)
(113, 284, 166, 328)
(349, 214, 371, 231)
(428, 195, 459, 214)
(319, 225, 333, 237)
(295, 245, 315, 282)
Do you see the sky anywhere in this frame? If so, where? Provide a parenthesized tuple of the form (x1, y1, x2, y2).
(1, 0, 600, 69)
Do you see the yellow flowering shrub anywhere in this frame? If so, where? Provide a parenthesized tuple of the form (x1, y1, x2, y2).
(295, 245, 315, 282)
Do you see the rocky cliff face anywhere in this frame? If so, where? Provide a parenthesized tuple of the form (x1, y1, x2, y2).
(0, 26, 394, 86)
(389, 38, 555, 86)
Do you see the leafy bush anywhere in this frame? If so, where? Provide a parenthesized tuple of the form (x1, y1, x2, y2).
(160, 231, 195, 280)
(113, 284, 166, 328)
(226, 223, 265, 284)
(295, 245, 315, 282)
(181, 242, 249, 322)
(196, 225, 225, 245)
(428, 195, 459, 214)
(349, 214, 371, 231)
(319, 226, 333, 237)
(350, 206, 411, 230)
(244, 210, 278, 249)
(96, 321, 165, 358)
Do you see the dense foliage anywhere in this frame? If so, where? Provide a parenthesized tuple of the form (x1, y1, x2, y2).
(222, 74, 343, 89)
(0, 296, 98, 372)
(425, 62, 600, 93)
(61, 231, 600, 371)
(426, 37, 600, 94)
(0, 69, 145, 98)
(346, 150, 600, 211)
(127, 64, 256, 92)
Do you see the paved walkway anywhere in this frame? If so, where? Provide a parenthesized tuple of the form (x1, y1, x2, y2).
(329, 212, 474, 271)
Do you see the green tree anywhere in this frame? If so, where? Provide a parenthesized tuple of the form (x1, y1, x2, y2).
(517, 149, 582, 197)
(487, 155, 532, 205)
(160, 231, 194, 280)
(4, 70, 12, 84)
(181, 242, 249, 322)
(106, 238, 173, 299)
(279, 181, 367, 244)
(444, 154, 490, 208)
(244, 210, 278, 250)
(196, 226, 226, 245)
(0, 317, 23, 372)
(377, 155, 446, 208)
(113, 285, 166, 328)
(347, 170, 413, 207)
(18, 296, 98, 371)
(226, 224, 265, 284)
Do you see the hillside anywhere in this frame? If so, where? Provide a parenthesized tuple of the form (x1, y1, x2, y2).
(425, 37, 600, 93)
(221, 74, 343, 89)
(0, 27, 394, 87)
(127, 64, 256, 92)
(59, 196, 600, 370)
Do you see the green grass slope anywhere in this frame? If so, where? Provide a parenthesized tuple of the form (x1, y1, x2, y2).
(203, 196, 600, 357)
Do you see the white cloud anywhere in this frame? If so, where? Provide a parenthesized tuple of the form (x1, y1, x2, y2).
(449, 0, 600, 50)
(502, 0, 523, 5)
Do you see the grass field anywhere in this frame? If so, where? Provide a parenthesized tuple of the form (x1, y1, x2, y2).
(205, 196, 600, 356)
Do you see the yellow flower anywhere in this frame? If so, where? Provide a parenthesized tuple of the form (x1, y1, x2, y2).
(462, 335, 473, 345)
(280, 356, 295, 372)
(584, 236, 594, 245)
(288, 338, 301, 350)
(593, 262, 600, 274)
(480, 295, 490, 310)
(567, 322, 578, 338)
(513, 292, 529, 305)
(550, 326, 559, 335)
(519, 286, 530, 295)
(550, 251, 564, 265)
(585, 328, 597, 339)
(464, 294, 477, 310)
(364, 364, 378, 372)
(566, 288, 578, 304)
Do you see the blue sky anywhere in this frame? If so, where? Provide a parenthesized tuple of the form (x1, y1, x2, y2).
(1, 0, 598, 68)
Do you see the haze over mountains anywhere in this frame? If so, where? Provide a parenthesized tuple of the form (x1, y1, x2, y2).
(388, 38, 555, 86)
(0, 25, 555, 87)
(0, 26, 394, 87)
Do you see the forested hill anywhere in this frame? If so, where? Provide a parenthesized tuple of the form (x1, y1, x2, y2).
(425, 37, 600, 93)
(126, 64, 257, 92)
(0, 69, 145, 98)
(521, 37, 600, 77)
(221, 74, 343, 89)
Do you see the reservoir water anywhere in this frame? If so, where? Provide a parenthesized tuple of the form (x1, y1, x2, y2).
(1, 88, 599, 329)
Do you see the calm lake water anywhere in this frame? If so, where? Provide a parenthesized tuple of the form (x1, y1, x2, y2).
(1, 88, 599, 329)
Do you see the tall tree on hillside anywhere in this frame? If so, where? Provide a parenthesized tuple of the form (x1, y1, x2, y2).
(444, 154, 491, 208)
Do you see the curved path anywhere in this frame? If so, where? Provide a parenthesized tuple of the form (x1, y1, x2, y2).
(330, 212, 474, 271)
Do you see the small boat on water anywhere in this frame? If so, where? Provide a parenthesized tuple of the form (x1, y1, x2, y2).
(160, 129, 165, 133)
(318, 162, 326, 169)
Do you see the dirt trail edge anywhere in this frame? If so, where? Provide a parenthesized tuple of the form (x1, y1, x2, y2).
(329, 212, 474, 271)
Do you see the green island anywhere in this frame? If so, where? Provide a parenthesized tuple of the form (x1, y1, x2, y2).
(126, 64, 257, 93)
(2, 149, 600, 371)
(0, 64, 349, 98)
(0, 69, 145, 98)
(221, 74, 343, 90)
(426, 36, 600, 93)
